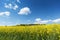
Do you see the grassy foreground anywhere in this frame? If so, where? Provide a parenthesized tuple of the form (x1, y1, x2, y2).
(0, 24, 60, 40)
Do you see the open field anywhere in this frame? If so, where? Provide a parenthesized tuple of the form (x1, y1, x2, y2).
(0, 24, 60, 40)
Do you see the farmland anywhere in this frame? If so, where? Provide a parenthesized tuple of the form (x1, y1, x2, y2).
(0, 24, 60, 40)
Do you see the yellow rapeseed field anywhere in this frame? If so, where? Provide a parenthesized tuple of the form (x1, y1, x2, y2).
(0, 24, 60, 40)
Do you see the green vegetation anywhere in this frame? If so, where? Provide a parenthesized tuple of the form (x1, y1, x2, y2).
(0, 24, 60, 40)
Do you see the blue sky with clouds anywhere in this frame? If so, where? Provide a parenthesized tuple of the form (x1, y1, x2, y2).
(0, 0, 60, 25)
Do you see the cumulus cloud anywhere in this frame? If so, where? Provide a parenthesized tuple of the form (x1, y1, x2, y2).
(5, 3, 12, 8)
(13, 4, 18, 10)
(0, 11, 10, 16)
(18, 7, 31, 15)
(4, 3, 18, 10)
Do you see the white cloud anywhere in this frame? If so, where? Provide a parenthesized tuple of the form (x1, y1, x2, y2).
(17, 0, 21, 3)
(52, 18, 60, 23)
(35, 18, 41, 22)
(0, 11, 10, 16)
(39, 20, 51, 24)
(34, 18, 60, 24)
(4, 3, 18, 10)
(13, 4, 18, 10)
(34, 18, 52, 24)
(18, 7, 31, 15)
(5, 3, 12, 8)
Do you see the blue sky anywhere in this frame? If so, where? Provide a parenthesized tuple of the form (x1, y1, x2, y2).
(0, 0, 60, 25)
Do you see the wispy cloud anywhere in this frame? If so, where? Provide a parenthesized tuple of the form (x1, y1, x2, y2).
(18, 7, 31, 15)
(34, 18, 51, 24)
(4, 3, 18, 10)
(17, 0, 21, 3)
(34, 18, 60, 24)
(0, 21, 13, 26)
(35, 18, 41, 22)
(0, 11, 10, 16)
(52, 18, 60, 23)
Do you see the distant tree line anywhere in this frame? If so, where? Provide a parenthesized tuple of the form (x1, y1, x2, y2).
(16, 24, 46, 26)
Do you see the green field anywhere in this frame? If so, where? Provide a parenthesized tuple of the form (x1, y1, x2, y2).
(0, 24, 60, 40)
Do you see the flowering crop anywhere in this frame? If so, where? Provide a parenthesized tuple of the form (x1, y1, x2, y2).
(0, 24, 60, 40)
